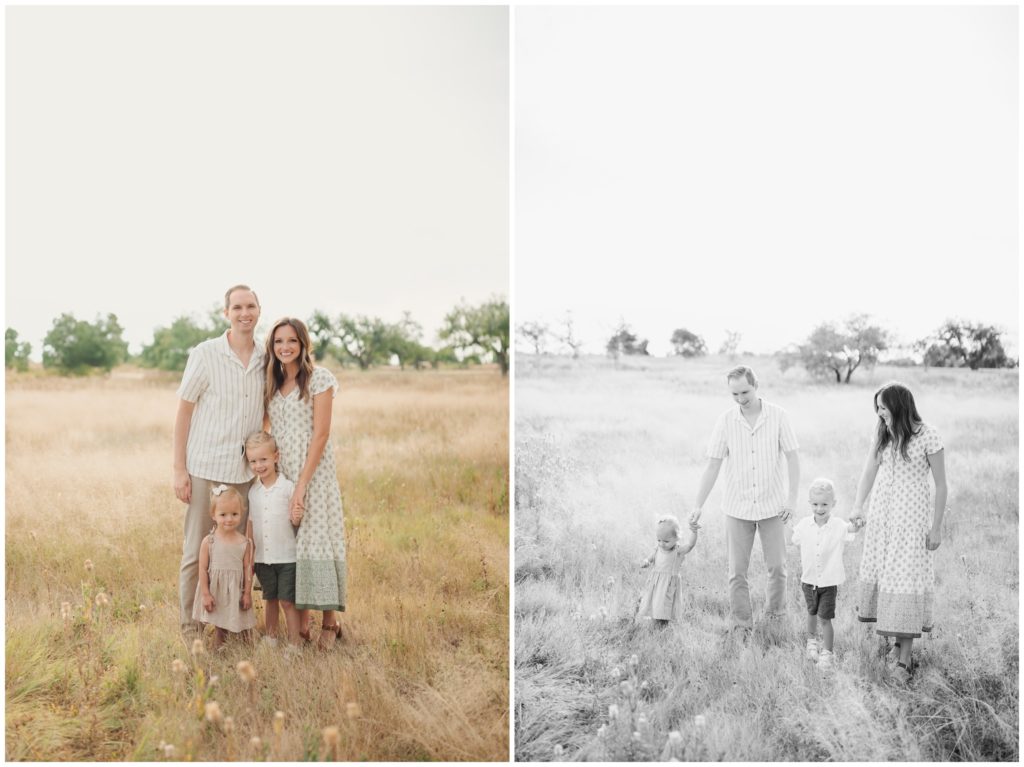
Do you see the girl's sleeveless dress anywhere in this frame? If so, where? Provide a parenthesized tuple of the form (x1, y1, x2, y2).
(268, 366, 347, 612)
(857, 423, 943, 638)
(191, 534, 256, 632)
(637, 546, 686, 621)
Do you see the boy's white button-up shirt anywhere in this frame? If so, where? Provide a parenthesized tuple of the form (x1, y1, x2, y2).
(248, 476, 296, 564)
(177, 331, 265, 484)
(705, 399, 799, 521)
(791, 515, 855, 587)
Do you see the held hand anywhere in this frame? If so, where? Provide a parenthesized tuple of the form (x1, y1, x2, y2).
(290, 507, 304, 526)
(688, 520, 701, 532)
(202, 593, 215, 612)
(779, 505, 793, 524)
(688, 508, 703, 527)
(288, 486, 307, 515)
(173, 469, 192, 503)
(640, 558, 651, 569)
(850, 509, 866, 528)
(926, 528, 941, 551)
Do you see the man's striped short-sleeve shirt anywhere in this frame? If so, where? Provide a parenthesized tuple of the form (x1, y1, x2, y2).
(177, 331, 265, 484)
(706, 398, 799, 521)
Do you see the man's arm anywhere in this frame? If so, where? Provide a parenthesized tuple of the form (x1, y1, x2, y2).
(173, 399, 196, 503)
(781, 449, 800, 522)
(690, 457, 723, 525)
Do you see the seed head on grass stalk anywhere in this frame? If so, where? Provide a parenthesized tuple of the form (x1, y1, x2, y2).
(322, 726, 340, 760)
(661, 731, 684, 761)
(272, 710, 285, 758)
(204, 701, 223, 726)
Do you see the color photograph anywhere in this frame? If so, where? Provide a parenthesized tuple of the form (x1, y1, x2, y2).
(514, 5, 1017, 761)
(6, 6, 509, 761)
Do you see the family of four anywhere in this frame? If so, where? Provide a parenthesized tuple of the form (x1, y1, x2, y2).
(637, 365, 947, 685)
(174, 284, 347, 652)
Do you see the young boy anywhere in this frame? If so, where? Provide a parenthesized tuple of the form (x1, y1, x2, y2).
(789, 477, 862, 669)
(244, 431, 303, 648)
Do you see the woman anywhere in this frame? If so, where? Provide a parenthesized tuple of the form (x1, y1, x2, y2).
(850, 382, 947, 685)
(263, 317, 346, 649)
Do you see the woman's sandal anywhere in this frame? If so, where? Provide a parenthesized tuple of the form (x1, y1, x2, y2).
(318, 622, 342, 650)
(891, 661, 912, 686)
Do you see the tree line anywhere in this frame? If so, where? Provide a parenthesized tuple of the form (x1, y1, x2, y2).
(6, 297, 509, 376)
(515, 314, 1017, 383)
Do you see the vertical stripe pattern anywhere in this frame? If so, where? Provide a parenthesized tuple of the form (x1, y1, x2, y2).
(706, 399, 799, 521)
(177, 331, 266, 483)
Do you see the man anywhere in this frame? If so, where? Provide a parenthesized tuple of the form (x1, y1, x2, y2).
(689, 365, 800, 635)
(173, 284, 265, 633)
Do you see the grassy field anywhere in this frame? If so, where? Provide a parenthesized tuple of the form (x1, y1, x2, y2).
(514, 354, 1018, 762)
(6, 365, 508, 761)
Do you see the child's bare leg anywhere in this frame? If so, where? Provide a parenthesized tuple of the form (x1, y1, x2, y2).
(806, 613, 817, 639)
(213, 627, 228, 649)
(282, 601, 301, 644)
(264, 599, 280, 638)
(300, 609, 313, 637)
(820, 618, 834, 651)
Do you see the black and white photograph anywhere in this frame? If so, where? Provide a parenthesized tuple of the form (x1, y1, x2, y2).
(514, 5, 1018, 762)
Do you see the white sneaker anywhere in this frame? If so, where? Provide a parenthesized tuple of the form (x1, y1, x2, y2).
(817, 649, 835, 670)
(805, 637, 820, 661)
(260, 636, 279, 648)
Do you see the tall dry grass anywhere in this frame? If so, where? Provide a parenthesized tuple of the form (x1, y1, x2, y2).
(6, 365, 508, 761)
(515, 354, 1017, 761)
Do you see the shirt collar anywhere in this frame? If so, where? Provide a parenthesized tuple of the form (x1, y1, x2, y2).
(217, 330, 265, 367)
(731, 397, 767, 421)
(254, 476, 283, 492)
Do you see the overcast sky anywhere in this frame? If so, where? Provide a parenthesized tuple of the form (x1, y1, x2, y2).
(7, 6, 508, 357)
(516, 5, 1018, 357)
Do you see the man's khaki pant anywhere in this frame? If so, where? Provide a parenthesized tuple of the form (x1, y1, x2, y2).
(179, 475, 252, 630)
(725, 514, 787, 629)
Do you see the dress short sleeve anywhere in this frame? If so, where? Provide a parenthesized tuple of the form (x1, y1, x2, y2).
(310, 366, 338, 398)
(920, 423, 943, 456)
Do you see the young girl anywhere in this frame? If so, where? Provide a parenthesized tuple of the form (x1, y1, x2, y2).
(637, 515, 698, 626)
(192, 485, 256, 648)
(850, 382, 948, 685)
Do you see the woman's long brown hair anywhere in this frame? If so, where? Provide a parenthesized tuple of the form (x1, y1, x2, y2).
(263, 317, 315, 411)
(873, 382, 923, 462)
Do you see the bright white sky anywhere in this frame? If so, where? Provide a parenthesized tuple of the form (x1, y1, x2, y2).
(6, 6, 508, 357)
(516, 6, 1018, 357)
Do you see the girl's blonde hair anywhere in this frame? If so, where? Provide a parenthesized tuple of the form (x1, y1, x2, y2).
(209, 485, 244, 517)
(657, 515, 682, 538)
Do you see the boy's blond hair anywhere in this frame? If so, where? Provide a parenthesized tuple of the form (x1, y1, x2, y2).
(808, 477, 836, 498)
